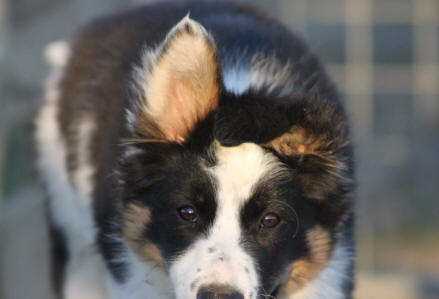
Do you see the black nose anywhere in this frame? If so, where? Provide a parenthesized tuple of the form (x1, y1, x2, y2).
(196, 284, 244, 299)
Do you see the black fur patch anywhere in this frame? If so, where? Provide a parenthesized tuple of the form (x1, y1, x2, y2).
(240, 176, 311, 294)
(120, 142, 218, 264)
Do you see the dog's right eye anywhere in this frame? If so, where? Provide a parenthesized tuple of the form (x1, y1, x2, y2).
(178, 206, 199, 222)
(260, 212, 281, 229)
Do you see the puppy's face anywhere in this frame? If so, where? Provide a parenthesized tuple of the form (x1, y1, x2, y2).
(120, 17, 352, 299)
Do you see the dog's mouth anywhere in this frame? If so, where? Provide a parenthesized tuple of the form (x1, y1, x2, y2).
(192, 283, 280, 299)
(194, 288, 276, 299)
(196, 284, 244, 299)
(253, 284, 280, 299)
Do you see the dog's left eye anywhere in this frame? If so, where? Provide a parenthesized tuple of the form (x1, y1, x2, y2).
(178, 206, 199, 222)
(260, 212, 280, 229)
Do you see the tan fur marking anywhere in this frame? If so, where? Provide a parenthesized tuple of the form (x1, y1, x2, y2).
(123, 203, 164, 269)
(139, 18, 219, 143)
(123, 203, 151, 240)
(280, 226, 332, 295)
(265, 126, 349, 202)
(265, 126, 326, 157)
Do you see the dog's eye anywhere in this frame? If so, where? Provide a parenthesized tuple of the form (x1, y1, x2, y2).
(178, 206, 199, 222)
(260, 213, 280, 229)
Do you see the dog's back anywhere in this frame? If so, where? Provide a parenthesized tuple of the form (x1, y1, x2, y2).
(36, 2, 355, 299)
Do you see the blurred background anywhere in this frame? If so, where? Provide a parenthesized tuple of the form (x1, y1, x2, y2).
(0, 0, 438, 298)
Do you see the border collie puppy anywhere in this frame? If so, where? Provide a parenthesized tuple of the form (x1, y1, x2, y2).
(36, 2, 355, 299)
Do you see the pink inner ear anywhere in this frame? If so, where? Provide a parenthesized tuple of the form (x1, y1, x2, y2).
(161, 82, 193, 144)
(163, 131, 185, 144)
(137, 17, 219, 143)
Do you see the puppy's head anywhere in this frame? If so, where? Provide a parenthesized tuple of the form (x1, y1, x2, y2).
(120, 16, 353, 299)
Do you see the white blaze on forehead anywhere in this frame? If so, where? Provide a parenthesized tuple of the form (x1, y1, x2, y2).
(169, 143, 286, 299)
(207, 142, 286, 289)
(213, 142, 284, 204)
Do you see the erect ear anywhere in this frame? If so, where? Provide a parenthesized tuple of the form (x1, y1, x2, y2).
(134, 15, 220, 143)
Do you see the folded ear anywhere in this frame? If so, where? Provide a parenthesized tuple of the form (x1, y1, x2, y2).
(264, 126, 326, 157)
(134, 16, 220, 143)
(261, 98, 353, 203)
